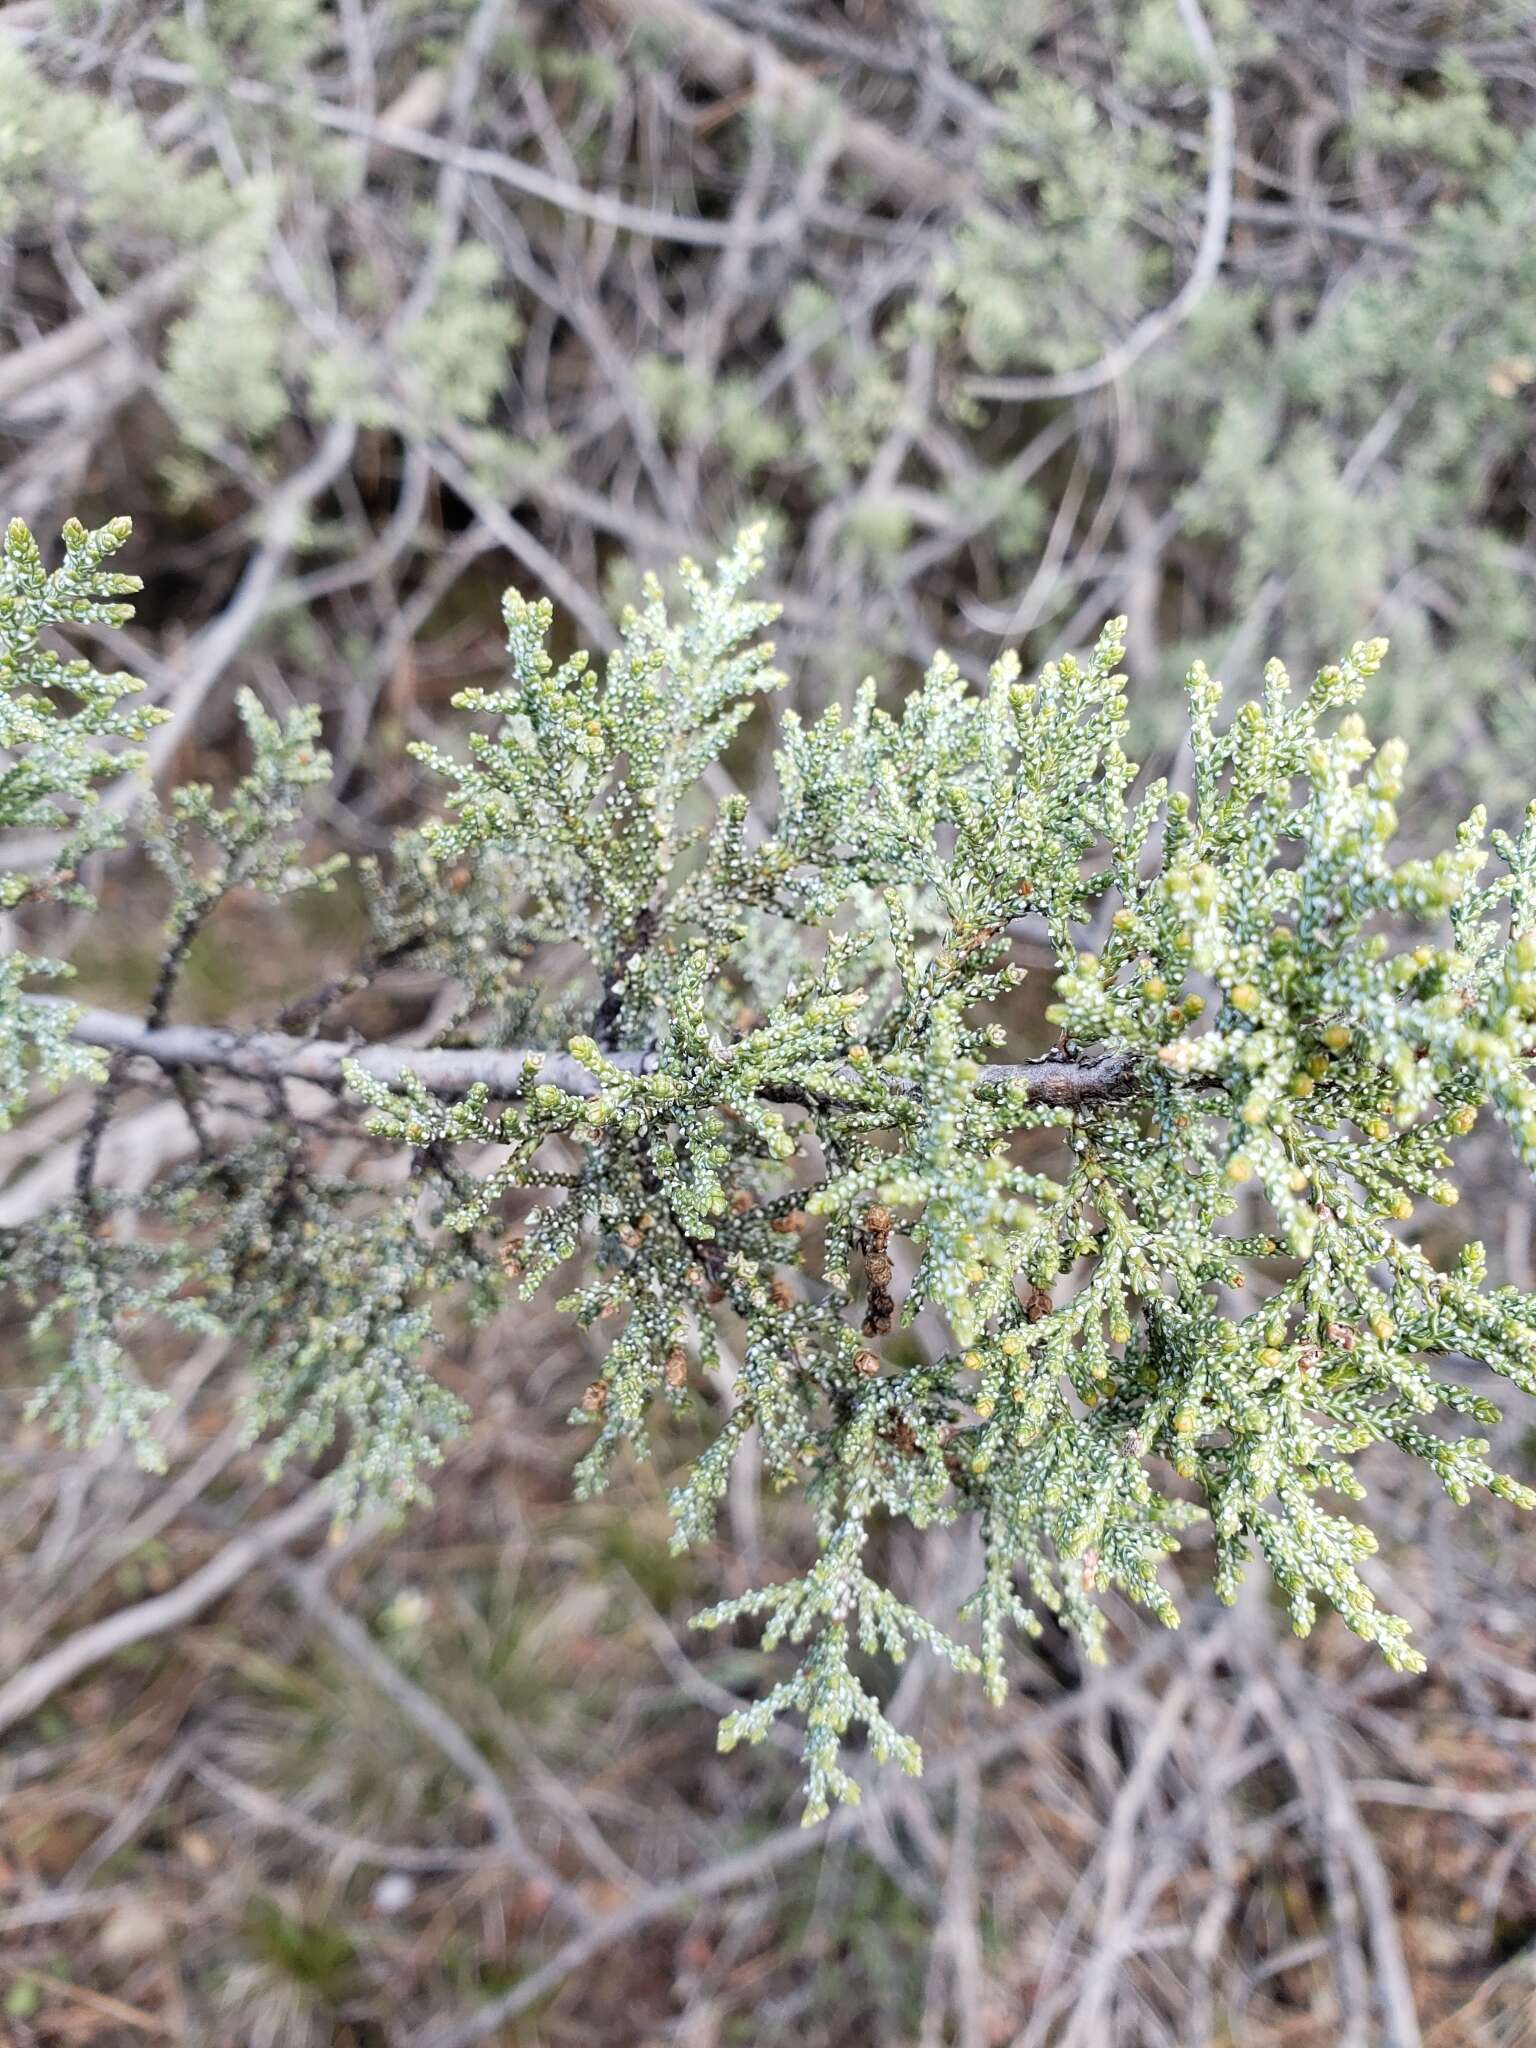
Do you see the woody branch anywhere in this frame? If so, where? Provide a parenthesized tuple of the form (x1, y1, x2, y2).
(51, 1002, 1142, 1111)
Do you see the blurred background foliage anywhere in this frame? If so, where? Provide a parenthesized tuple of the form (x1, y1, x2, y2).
(3, 1, 1536, 2042)
(1, 0, 1534, 825)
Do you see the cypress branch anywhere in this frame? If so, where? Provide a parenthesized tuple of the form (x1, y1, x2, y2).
(9, 513, 1536, 1821)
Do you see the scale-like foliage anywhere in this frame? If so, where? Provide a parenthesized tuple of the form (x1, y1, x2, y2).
(0, 514, 163, 1125)
(7, 518, 1536, 1819)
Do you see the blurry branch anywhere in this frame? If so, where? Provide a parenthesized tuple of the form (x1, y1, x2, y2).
(1222, 195, 1414, 254)
(421, 1623, 1196, 2048)
(0, 1488, 331, 1739)
(0, 1098, 235, 1228)
(278, 1556, 593, 1920)
(964, 0, 1234, 404)
(919, 1756, 984, 2048)
(1255, 1668, 1424, 2048)
(586, 0, 974, 209)
(324, 90, 802, 249)
(190, 1755, 498, 1872)
(427, 439, 618, 652)
(0, 1888, 145, 1938)
(43, 39, 803, 249)
(50, 1000, 1143, 1109)
(0, 253, 198, 413)
(137, 420, 360, 771)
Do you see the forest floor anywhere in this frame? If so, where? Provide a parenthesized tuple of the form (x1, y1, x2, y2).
(4, 1264, 1536, 2046)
